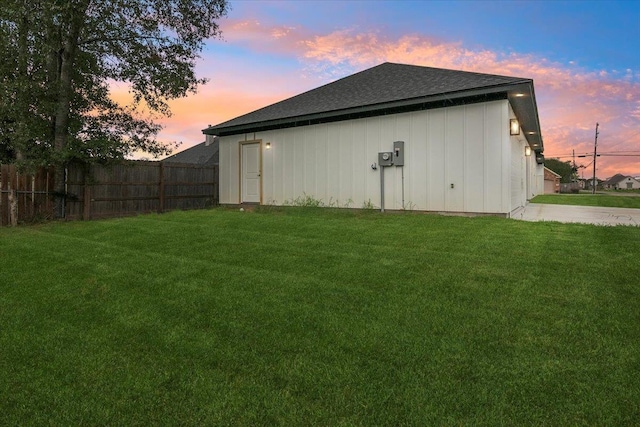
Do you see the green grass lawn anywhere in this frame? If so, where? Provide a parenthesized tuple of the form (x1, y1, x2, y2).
(531, 194, 640, 208)
(1, 208, 639, 425)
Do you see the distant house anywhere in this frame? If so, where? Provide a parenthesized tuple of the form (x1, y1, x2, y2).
(584, 178, 604, 191)
(204, 62, 545, 216)
(163, 135, 219, 166)
(618, 176, 640, 190)
(603, 174, 640, 190)
(603, 174, 625, 189)
(544, 167, 561, 194)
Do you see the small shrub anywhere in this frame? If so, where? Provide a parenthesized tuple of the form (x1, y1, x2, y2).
(287, 193, 324, 208)
(403, 201, 416, 211)
(362, 199, 376, 210)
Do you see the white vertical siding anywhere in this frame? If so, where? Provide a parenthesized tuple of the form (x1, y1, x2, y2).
(379, 115, 396, 210)
(525, 153, 537, 200)
(508, 101, 529, 214)
(218, 134, 239, 204)
(393, 114, 411, 210)
(445, 107, 465, 212)
(409, 111, 428, 209)
(351, 120, 367, 208)
(314, 126, 328, 203)
(326, 125, 340, 205)
(283, 130, 296, 199)
(485, 102, 506, 212)
(510, 138, 525, 212)
(427, 109, 446, 211)
(338, 121, 353, 205)
(219, 99, 520, 214)
(364, 118, 380, 207)
(294, 128, 305, 197)
(534, 163, 544, 196)
(521, 139, 539, 201)
(464, 105, 485, 212)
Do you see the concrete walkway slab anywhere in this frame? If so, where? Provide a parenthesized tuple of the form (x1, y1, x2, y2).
(515, 203, 640, 226)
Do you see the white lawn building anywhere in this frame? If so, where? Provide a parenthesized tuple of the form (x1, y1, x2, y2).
(205, 63, 545, 216)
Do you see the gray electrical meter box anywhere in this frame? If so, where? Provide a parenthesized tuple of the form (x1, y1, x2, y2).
(393, 141, 405, 166)
(378, 151, 394, 166)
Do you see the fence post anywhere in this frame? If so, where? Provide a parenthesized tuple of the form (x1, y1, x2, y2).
(45, 168, 50, 215)
(158, 162, 165, 213)
(83, 183, 91, 220)
(82, 165, 91, 221)
(8, 181, 17, 226)
(31, 176, 35, 212)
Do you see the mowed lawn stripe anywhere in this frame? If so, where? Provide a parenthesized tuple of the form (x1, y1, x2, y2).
(531, 193, 640, 208)
(1, 208, 638, 425)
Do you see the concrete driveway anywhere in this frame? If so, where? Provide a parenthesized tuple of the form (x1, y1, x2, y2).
(515, 203, 640, 226)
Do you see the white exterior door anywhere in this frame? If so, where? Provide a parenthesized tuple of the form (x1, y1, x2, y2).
(241, 142, 261, 203)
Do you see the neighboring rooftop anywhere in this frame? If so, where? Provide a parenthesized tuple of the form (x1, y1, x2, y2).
(163, 137, 218, 166)
(544, 167, 562, 177)
(603, 173, 628, 186)
(204, 62, 543, 152)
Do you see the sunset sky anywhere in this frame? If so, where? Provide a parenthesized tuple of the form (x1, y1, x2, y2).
(135, 0, 640, 179)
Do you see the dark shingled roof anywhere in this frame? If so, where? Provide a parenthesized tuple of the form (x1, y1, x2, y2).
(205, 62, 543, 152)
(603, 173, 629, 186)
(163, 138, 218, 166)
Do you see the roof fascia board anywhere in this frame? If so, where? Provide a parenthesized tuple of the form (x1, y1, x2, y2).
(507, 81, 544, 152)
(204, 82, 530, 136)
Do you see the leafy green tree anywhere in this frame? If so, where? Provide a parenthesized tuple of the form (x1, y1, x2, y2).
(0, 0, 229, 216)
(545, 158, 577, 183)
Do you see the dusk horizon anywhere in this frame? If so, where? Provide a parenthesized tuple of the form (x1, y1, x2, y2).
(126, 0, 639, 179)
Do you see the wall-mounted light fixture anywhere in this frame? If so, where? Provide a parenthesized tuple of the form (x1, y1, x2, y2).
(510, 119, 520, 135)
(265, 142, 271, 149)
(525, 146, 531, 156)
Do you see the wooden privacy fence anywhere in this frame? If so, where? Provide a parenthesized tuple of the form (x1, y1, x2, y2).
(0, 161, 218, 225)
(0, 164, 55, 226)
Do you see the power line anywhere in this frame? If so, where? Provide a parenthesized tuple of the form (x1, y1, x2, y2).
(545, 152, 640, 158)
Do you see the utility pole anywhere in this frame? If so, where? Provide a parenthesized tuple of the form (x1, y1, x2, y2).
(592, 123, 599, 194)
(572, 149, 576, 184)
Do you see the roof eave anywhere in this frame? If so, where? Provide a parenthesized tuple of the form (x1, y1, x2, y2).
(205, 81, 543, 153)
(508, 81, 544, 153)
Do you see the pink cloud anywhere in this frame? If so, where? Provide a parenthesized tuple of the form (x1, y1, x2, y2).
(220, 19, 309, 57)
(295, 29, 640, 178)
(153, 20, 640, 177)
(158, 89, 287, 147)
